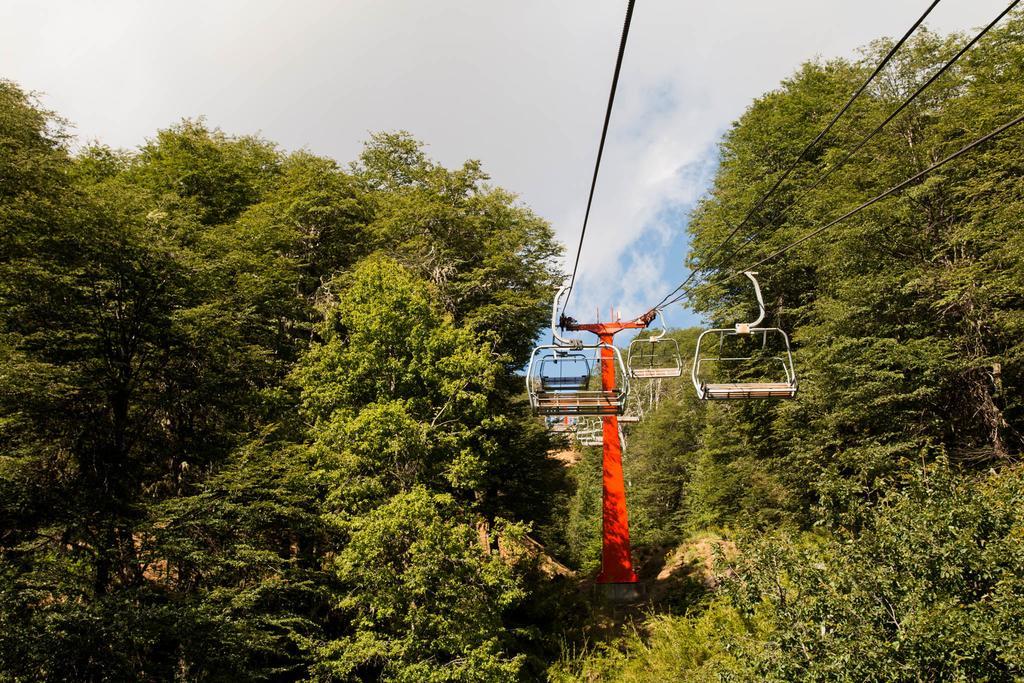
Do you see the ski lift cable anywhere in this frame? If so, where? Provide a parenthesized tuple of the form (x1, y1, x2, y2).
(654, 109, 1024, 309)
(651, 0, 1019, 309)
(649, 0, 943, 312)
(561, 0, 636, 317)
(727, 110, 1024, 275)
(655, 108, 1024, 309)
(714, 0, 1020, 272)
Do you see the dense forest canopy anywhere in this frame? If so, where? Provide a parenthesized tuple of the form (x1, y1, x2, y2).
(0, 83, 568, 679)
(2, 9, 1024, 683)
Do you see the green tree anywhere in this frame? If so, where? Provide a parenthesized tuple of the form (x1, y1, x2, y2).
(354, 132, 562, 368)
(684, 13, 1024, 530)
(1, 79, 562, 680)
(314, 489, 526, 681)
(292, 257, 534, 679)
(0, 88, 320, 679)
(132, 118, 281, 226)
(296, 256, 500, 500)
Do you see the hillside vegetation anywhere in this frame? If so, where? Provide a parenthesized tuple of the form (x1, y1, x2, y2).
(2, 10, 1024, 683)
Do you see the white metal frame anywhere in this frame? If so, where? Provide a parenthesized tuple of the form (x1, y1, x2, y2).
(627, 309, 683, 379)
(572, 418, 627, 450)
(527, 343, 630, 416)
(691, 272, 798, 400)
(574, 418, 603, 447)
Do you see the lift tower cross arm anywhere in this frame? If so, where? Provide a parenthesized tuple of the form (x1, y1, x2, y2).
(562, 309, 653, 593)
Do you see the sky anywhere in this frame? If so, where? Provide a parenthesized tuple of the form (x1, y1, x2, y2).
(1, 0, 1009, 330)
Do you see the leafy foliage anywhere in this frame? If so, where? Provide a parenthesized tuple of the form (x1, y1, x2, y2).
(4, 10, 1024, 681)
(554, 465, 1024, 681)
(0, 79, 560, 680)
(315, 489, 526, 681)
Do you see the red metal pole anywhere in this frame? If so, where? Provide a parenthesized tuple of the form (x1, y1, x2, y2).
(563, 311, 654, 591)
(595, 332, 638, 585)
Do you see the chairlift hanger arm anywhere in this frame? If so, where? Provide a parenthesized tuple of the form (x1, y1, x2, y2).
(737, 271, 765, 331)
(550, 285, 580, 347)
(640, 308, 667, 342)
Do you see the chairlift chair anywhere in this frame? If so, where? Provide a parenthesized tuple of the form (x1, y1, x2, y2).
(627, 309, 683, 379)
(527, 343, 630, 416)
(572, 418, 626, 449)
(526, 285, 631, 417)
(691, 272, 798, 401)
(574, 418, 604, 447)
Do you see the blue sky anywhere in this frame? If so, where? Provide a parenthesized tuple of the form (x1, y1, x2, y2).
(2, 0, 1009, 335)
(585, 143, 721, 335)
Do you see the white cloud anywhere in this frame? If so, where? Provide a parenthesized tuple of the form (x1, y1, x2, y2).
(1, 0, 1010, 328)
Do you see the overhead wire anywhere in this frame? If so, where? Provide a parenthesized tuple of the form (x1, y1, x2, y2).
(651, 0, 1019, 313)
(654, 108, 1024, 311)
(648, 0, 943, 312)
(560, 0, 636, 318)
(730, 110, 1024, 274)
(561, 0, 1018, 321)
(657, 107, 1024, 309)
(710, 0, 1021, 274)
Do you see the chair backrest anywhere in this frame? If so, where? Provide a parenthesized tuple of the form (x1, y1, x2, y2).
(628, 336, 683, 378)
(626, 309, 683, 379)
(538, 352, 592, 391)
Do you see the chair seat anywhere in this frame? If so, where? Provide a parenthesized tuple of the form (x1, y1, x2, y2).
(702, 382, 797, 400)
(534, 391, 624, 416)
(631, 367, 682, 378)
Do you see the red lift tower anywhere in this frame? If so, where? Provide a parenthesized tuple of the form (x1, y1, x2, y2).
(563, 309, 654, 598)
